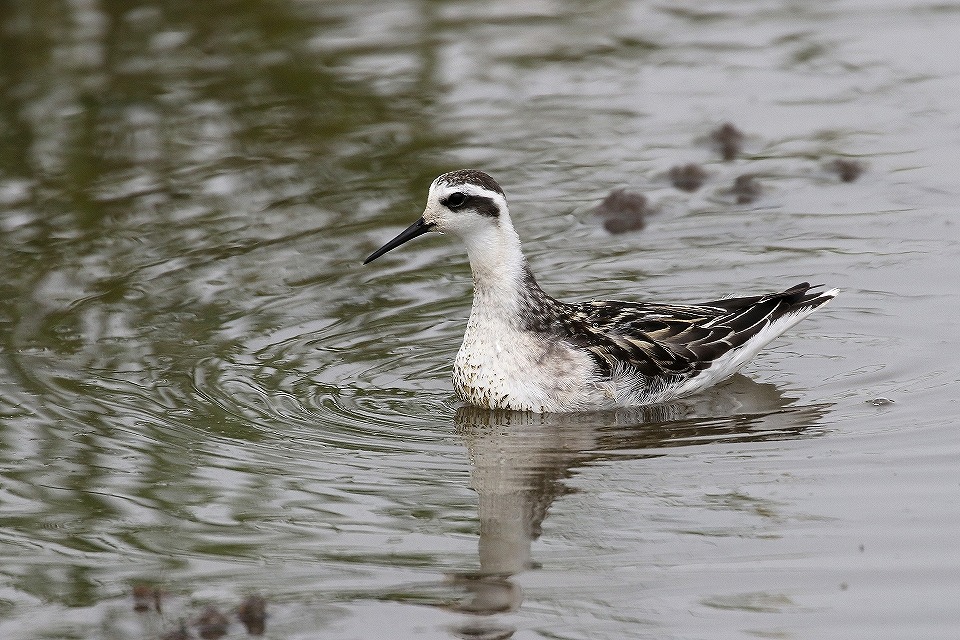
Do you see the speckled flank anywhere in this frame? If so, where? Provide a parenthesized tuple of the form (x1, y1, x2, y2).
(368, 169, 838, 412)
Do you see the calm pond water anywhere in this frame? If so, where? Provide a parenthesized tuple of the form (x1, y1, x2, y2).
(1, 0, 959, 638)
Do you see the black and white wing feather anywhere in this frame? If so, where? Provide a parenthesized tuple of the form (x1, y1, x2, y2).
(542, 282, 835, 380)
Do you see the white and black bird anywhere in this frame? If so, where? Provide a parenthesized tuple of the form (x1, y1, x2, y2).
(364, 170, 838, 412)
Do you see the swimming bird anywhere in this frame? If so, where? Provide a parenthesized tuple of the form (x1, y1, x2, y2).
(364, 170, 838, 412)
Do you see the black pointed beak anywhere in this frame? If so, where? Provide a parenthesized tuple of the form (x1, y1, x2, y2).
(363, 217, 436, 264)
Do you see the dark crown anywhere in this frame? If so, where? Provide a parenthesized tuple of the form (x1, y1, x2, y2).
(436, 170, 505, 196)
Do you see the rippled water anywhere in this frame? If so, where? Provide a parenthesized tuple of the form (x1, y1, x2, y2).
(1, 0, 959, 638)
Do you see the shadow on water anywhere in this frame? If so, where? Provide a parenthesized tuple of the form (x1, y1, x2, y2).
(373, 376, 829, 639)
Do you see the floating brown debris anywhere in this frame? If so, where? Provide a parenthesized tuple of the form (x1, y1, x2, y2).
(452, 621, 517, 640)
(710, 122, 745, 161)
(132, 584, 163, 613)
(668, 163, 708, 192)
(727, 174, 762, 204)
(828, 158, 865, 182)
(194, 605, 230, 640)
(592, 188, 648, 218)
(591, 188, 649, 234)
(602, 215, 645, 234)
(161, 620, 192, 640)
(237, 594, 268, 635)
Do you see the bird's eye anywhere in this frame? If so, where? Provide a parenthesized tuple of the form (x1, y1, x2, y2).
(445, 192, 468, 209)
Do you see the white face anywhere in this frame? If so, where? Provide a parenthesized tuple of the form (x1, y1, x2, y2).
(363, 170, 510, 264)
(421, 178, 509, 237)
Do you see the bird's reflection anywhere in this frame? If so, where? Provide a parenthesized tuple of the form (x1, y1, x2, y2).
(405, 376, 828, 638)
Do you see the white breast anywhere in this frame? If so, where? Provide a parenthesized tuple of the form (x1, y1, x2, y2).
(453, 316, 613, 412)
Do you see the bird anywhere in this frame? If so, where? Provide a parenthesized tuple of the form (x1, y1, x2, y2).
(363, 170, 838, 413)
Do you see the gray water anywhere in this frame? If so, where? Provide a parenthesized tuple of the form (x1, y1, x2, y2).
(1, 1, 959, 638)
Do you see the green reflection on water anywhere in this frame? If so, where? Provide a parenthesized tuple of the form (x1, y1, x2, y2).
(0, 0, 457, 616)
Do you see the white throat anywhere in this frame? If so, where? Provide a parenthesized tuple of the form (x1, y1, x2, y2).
(460, 216, 529, 314)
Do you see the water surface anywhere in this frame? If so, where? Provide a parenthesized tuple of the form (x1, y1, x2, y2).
(1, 1, 958, 638)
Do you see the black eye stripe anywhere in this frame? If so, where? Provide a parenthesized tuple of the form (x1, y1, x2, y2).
(441, 193, 500, 218)
(471, 195, 501, 218)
